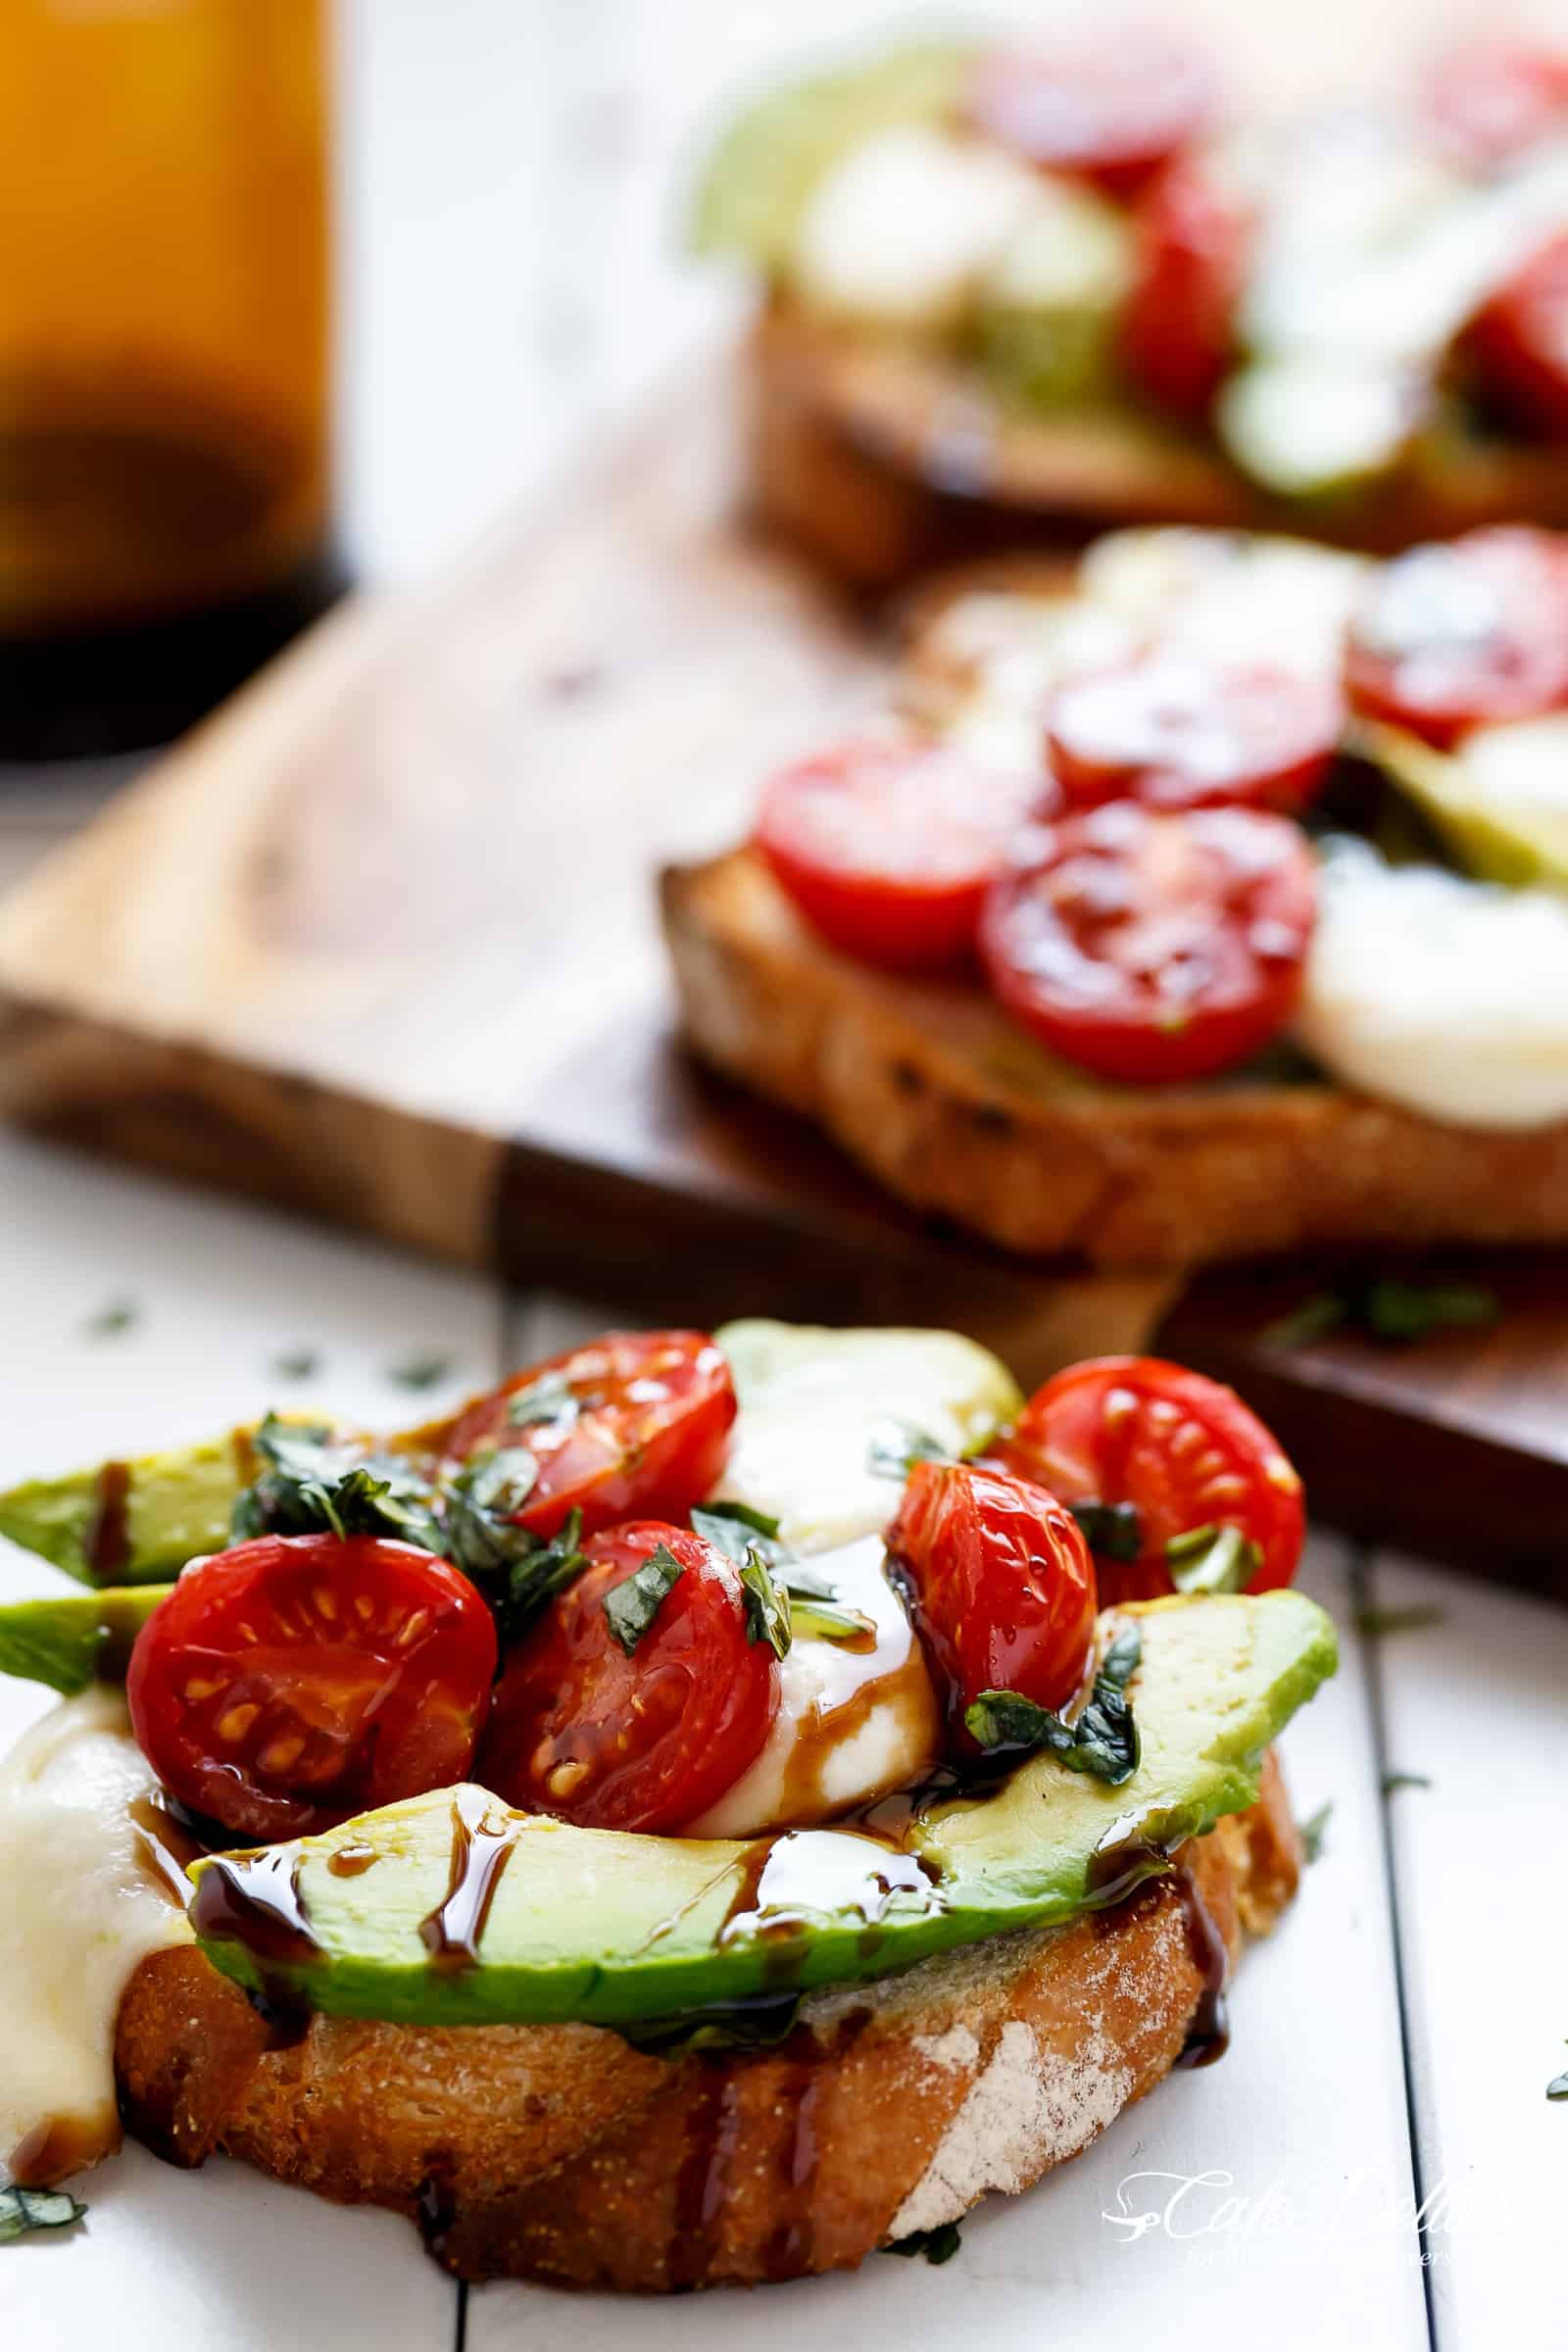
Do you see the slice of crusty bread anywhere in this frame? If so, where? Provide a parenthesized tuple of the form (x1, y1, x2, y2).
(749, 307, 1568, 588)
(661, 843, 1568, 1268)
(114, 1755, 1299, 2291)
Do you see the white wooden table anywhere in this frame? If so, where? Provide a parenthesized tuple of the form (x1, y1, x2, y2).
(3, 5, 1566, 2346)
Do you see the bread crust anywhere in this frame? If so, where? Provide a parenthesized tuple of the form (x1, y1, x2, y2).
(749, 307, 1568, 587)
(113, 1757, 1299, 2290)
(661, 843, 1568, 1268)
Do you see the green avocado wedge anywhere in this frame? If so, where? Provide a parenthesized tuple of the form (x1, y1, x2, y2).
(1361, 715, 1568, 892)
(0, 1585, 171, 1694)
(0, 1431, 256, 1588)
(188, 1589, 1337, 2031)
(691, 41, 976, 276)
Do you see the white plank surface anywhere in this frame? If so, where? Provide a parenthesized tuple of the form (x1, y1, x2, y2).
(1367, 1552, 1568, 2352)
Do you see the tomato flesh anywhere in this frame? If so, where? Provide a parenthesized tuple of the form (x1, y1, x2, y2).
(478, 1523, 779, 1832)
(998, 1356, 1304, 1605)
(1120, 155, 1252, 419)
(979, 801, 1316, 1084)
(125, 1534, 498, 1842)
(886, 1460, 1098, 1738)
(1470, 233, 1568, 440)
(756, 738, 1048, 972)
(1047, 651, 1341, 814)
(1422, 37, 1568, 169)
(966, 26, 1218, 194)
(442, 1330, 735, 1540)
(1345, 528, 1568, 746)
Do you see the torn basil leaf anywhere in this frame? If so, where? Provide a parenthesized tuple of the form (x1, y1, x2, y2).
(1352, 1604, 1444, 1639)
(1298, 1801, 1332, 1864)
(964, 1621, 1141, 1786)
(736, 1546, 792, 1659)
(505, 1370, 580, 1430)
(784, 1581, 877, 1644)
(884, 2221, 961, 2265)
(0, 2186, 86, 2243)
(1264, 1277, 1499, 1350)
(604, 1543, 685, 1655)
(1068, 1497, 1144, 1563)
(868, 1421, 953, 1481)
(1166, 1523, 1259, 1596)
(692, 1499, 790, 1566)
(441, 1450, 588, 1645)
(230, 1415, 443, 1551)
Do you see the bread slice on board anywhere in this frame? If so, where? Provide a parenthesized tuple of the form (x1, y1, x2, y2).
(114, 1757, 1299, 2290)
(749, 308, 1568, 589)
(661, 844, 1568, 1269)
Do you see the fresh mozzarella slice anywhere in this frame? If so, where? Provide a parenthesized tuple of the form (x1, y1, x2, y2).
(1218, 356, 1424, 498)
(791, 124, 1041, 329)
(1297, 838, 1568, 1128)
(0, 1688, 190, 2184)
(685, 1535, 940, 1837)
(1078, 529, 1369, 680)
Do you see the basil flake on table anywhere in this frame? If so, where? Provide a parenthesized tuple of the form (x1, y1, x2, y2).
(384, 1350, 458, 1391)
(0, 2186, 86, 2243)
(81, 1297, 138, 1341)
(884, 2220, 961, 2265)
(1548, 2071, 1568, 2102)
(964, 1621, 1142, 1786)
(1352, 1604, 1445, 1640)
(1264, 1277, 1500, 1350)
(1166, 1523, 1260, 1596)
(1298, 1801, 1332, 1865)
(1069, 1497, 1144, 1563)
(604, 1542, 685, 1655)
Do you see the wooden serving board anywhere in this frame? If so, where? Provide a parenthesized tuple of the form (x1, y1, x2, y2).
(1, 377, 1565, 1595)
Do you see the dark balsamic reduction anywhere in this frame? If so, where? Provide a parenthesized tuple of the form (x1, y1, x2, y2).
(668, 2070, 742, 2290)
(188, 1842, 318, 1965)
(418, 1791, 517, 1970)
(126, 1788, 206, 1905)
(88, 1460, 131, 1582)
(416, 2155, 460, 2263)
(1172, 1857, 1231, 2070)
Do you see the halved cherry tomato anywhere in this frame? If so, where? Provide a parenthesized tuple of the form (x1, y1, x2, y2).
(1469, 232, 1568, 439)
(1345, 528, 1568, 746)
(979, 801, 1316, 1084)
(756, 738, 1048, 972)
(477, 1522, 779, 1832)
(442, 1331, 735, 1540)
(996, 1356, 1304, 1605)
(885, 1460, 1098, 1734)
(965, 25, 1218, 195)
(1421, 36, 1568, 170)
(1120, 154, 1252, 420)
(1046, 652, 1341, 814)
(125, 1534, 498, 1842)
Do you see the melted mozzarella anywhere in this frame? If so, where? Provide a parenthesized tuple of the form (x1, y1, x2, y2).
(686, 1536, 939, 1838)
(1296, 839, 1568, 1128)
(792, 125, 1040, 329)
(0, 1688, 190, 2184)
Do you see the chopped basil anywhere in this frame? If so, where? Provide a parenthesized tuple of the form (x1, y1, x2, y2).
(384, 1350, 457, 1391)
(1381, 1771, 1431, 1795)
(269, 1348, 321, 1382)
(736, 1547, 792, 1659)
(0, 2186, 86, 2243)
(1069, 1497, 1144, 1563)
(1298, 1801, 1332, 1864)
(691, 1500, 793, 1657)
(1352, 1604, 1444, 1639)
(82, 1298, 138, 1340)
(230, 1415, 444, 1551)
(1166, 1523, 1260, 1596)
(964, 1621, 1141, 1786)
(884, 2221, 961, 2265)
(868, 1422, 954, 1480)
(505, 1371, 580, 1430)
(784, 1583, 877, 1644)
(441, 1451, 588, 1645)
(1264, 1277, 1499, 1350)
(604, 1543, 685, 1655)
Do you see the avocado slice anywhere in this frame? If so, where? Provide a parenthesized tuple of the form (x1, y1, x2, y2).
(0, 1431, 253, 1587)
(188, 1589, 1336, 2029)
(691, 42, 976, 276)
(1362, 715, 1568, 893)
(977, 181, 1135, 411)
(0, 1585, 171, 1694)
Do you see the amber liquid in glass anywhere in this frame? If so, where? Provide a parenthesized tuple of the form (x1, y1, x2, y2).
(0, 0, 343, 757)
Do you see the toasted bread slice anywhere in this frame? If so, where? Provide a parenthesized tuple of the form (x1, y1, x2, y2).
(750, 308, 1568, 588)
(661, 843, 1568, 1268)
(114, 1757, 1299, 2290)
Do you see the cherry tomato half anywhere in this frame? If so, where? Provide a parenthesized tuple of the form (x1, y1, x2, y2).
(477, 1522, 779, 1832)
(756, 738, 1048, 973)
(1120, 154, 1252, 420)
(1469, 232, 1568, 439)
(126, 1534, 498, 1842)
(997, 1356, 1304, 1605)
(1046, 652, 1341, 814)
(1421, 36, 1568, 170)
(979, 801, 1316, 1084)
(1345, 528, 1568, 746)
(443, 1331, 736, 1540)
(886, 1460, 1098, 1735)
(965, 25, 1218, 195)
